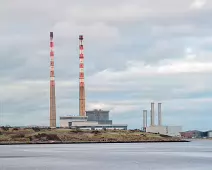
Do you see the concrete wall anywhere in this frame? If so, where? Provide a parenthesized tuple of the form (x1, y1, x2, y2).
(98, 120, 112, 125)
(166, 126, 182, 137)
(60, 120, 69, 128)
(208, 131, 212, 138)
(69, 123, 128, 130)
(71, 121, 99, 126)
(146, 126, 166, 134)
(86, 110, 109, 121)
(146, 126, 182, 137)
(60, 116, 88, 128)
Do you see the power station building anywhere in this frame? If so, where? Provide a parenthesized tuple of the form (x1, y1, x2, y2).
(52, 35, 127, 130)
(60, 109, 127, 130)
(59, 35, 127, 130)
(86, 110, 112, 125)
(143, 103, 182, 137)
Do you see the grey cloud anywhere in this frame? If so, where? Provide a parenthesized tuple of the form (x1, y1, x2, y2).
(0, 0, 212, 129)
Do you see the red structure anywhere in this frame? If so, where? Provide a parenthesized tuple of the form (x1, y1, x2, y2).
(79, 35, 86, 116)
(50, 32, 56, 128)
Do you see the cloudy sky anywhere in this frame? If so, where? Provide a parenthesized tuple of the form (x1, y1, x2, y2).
(0, 0, 212, 131)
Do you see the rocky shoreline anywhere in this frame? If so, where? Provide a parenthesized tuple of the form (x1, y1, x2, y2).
(0, 127, 189, 145)
(0, 140, 189, 145)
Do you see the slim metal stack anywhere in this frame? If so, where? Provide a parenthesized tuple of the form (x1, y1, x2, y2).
(150, 102, 155, 126)
(49, 32, 56, 128)
(143, 110, 147, 129)
(158, 103, 162, 126)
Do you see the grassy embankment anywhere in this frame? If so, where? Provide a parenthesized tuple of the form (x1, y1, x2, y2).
(0, 127, 187, 144)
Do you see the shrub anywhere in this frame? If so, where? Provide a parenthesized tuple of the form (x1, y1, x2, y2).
(32, 127, 40, 132)
(11, 133, 25, 139)
(12, 128, 19, 131)
(1, 126, 9, 131)
(72, 128, 82, 133)
(160, 134, 171, 138)
(91, 130, 101, 134)
(34, 133, 61, 141)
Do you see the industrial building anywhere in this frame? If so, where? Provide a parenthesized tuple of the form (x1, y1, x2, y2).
(60, 116, 88, 128)
(60, 109, 127, 130)
(146, 126, 182, 137)
(180, 130, 212, 139)
(143, 102, 182, 137)
(59, 35, 127, 130)
(207, 131, 212, 138)
(86, 110, 112, 124)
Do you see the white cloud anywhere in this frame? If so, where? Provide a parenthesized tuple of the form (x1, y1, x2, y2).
(190, 0, 207, 9)
(90, 55, 212, 84)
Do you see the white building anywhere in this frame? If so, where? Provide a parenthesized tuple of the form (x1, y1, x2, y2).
(208, 131, 212, 138)
(60, 110, 128, 130)
(146, 126, 182, 137)
(60, 116, 88, 128)
(143, 103, 182, 137)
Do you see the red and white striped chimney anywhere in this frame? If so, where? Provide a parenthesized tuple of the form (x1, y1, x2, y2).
(79, 35, 85, 116)
(49, 32, 56, 128)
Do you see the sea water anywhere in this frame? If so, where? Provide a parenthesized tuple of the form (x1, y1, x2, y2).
(0, 140, 211, 170)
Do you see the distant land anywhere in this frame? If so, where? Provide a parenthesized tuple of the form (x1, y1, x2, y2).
(0, 127, 188, 144)
(180, 130, 212, 139)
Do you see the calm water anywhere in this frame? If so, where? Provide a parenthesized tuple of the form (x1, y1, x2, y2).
(0, 140, 211, 170)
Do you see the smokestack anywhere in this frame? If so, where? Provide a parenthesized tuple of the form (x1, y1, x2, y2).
(158, 103, 162, 126)
(79, 35, 86, 116)
(151, 102, 155, 126)
(143, 110, 147, 130)
(49, 32, 56, 128)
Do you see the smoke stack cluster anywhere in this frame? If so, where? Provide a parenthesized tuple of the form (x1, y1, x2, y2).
(49, 34, 87, 128)
(144, 102, 162, 128)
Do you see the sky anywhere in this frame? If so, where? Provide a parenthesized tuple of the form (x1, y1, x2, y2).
(0, 0, 212, 131)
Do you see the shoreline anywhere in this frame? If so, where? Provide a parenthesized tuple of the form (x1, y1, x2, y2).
(0, 140, 190, 145)
(0, 128, 188, 145)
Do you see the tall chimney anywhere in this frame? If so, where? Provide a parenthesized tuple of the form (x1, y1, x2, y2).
(158, 103, 162, 126)
(151, 102, 155, 126)
(143, 110, 147, 130)
(79, 35, 86, 116)
(49, 32, 56, 128)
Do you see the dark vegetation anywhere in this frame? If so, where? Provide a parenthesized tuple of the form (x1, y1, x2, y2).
(32, 127, 41, 132)
(0, 127, 186, 144)
(1, 126, 10, 131)
(160, 134, 172, 138)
